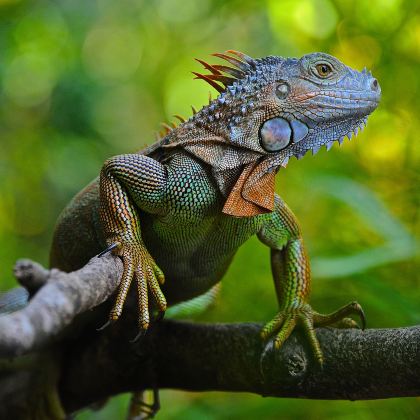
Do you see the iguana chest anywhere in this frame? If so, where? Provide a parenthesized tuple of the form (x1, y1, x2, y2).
(139, 152, 266, 300)
(142, 152, 265, 248)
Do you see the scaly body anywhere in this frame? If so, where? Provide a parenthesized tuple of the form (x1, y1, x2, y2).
(50, 51, 380, 363)
(51, 153, 268, 304)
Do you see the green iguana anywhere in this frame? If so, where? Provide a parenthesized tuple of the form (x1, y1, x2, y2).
(50, 50, 380, 367)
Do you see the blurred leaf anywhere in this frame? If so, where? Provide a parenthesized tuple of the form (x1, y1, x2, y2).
(310, 176, 419, 278)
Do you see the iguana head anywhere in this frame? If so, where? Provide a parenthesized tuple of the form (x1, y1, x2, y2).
(165, 51, 381, 217)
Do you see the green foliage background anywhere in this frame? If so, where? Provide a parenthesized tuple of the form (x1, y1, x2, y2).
(0, 0, 419, 418)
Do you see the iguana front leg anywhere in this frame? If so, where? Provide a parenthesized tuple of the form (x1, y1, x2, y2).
(99, 154, 168, 333)
(258, 195, 365, 364)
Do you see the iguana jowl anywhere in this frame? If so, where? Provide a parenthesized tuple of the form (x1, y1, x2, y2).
(50, 51, 381, 363)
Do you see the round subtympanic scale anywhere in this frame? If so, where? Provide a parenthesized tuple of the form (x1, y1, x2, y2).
(260, 118, 292, 152)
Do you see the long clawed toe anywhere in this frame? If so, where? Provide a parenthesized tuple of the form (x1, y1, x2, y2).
(298, 312, 323, 365)
(262, 304, 324, 364)
(313, 301, 366, 330)
(273, 316, 296, 350)
(130, 311, 166, 343)
(262, 301, 366, 366)
(261, 313, 284, 340)
(98, 242, 167, 340)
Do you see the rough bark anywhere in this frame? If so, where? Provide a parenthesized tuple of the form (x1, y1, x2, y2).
(0, 256, 418, 418)
(0, 254, 122, 358)
(60, 320, 420, 413)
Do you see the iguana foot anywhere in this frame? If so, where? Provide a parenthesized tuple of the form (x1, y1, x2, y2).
(261, 301, 365, 365)
(101, 240, 167, 332)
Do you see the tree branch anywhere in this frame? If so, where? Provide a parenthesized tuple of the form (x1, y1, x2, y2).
(0, 254, 122, 357)
(0, 255, 418, 418)
(59, 320, 420, 412)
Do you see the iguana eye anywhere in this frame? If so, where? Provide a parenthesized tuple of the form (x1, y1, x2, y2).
(315, 63, 333, 78)
(276, 82, 290, 99)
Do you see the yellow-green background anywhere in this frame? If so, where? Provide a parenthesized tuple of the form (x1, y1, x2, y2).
(0, 0, 419, 418)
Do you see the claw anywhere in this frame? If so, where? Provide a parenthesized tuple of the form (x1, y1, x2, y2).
(357, 303, 367, 330)
(130, 329, 147, 343)
(98, 242, 119, 257)
(347, 301, 366, 330)
(97, 319, 114, 331)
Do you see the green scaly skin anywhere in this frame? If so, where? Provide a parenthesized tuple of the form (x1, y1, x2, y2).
(50, 51, 380, 365)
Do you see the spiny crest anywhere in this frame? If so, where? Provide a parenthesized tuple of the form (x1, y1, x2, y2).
(154, 115, 187, 140)
(155, 51, 280, 140)
(193, 50, 257, 93)
(154, 92, 214, 140)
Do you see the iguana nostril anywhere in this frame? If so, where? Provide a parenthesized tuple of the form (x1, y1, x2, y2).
(371, 78, 379, 91)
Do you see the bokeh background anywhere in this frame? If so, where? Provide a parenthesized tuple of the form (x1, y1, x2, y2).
(0, 0, 419, 418)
